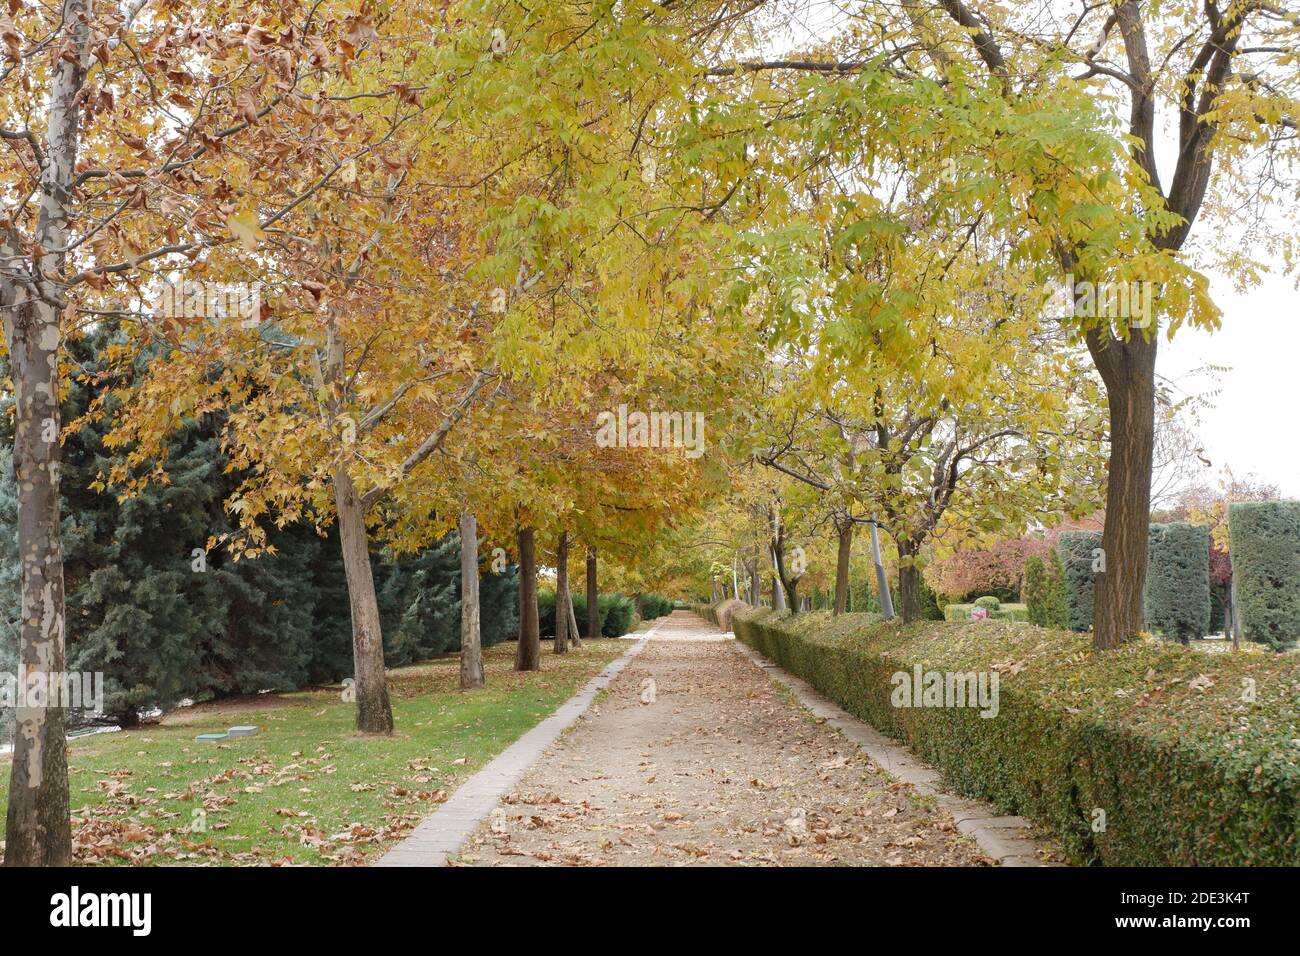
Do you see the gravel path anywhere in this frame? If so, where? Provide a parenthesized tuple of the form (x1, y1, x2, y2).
(454, 612, 993, 866)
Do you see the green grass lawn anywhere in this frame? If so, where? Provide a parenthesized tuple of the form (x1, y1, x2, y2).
(0, 639, 626, 866)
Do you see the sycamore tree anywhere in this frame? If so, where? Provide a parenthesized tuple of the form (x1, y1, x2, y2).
(94, 0, 758, 723)
(92, 2, 526, 736)
(0, 0, 393, 867)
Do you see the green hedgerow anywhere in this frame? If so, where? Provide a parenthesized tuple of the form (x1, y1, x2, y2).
(1144, 522, 1211, 644)
(1057, 530, 1101, 632)
(1228, 502, 1300, 651)
(732, 607, 1300, 866)
(1042, 548, 1069, 629)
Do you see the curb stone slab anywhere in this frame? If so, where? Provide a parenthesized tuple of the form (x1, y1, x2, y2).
(373, 628, 657, 867)
(730, 639, 1058, 867)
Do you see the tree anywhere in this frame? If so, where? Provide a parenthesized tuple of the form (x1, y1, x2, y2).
(757, 306, 1106, 622)
(0, 0, 439, 860)
(832, 513, 854, 615)
(514, 526, 540, 671)
(586, 548, 599, 641)
(459, 511, 484, 689)
(926, 536, 1047, 602)
(554, 532, 571, 654)
(870, 0, 1296, 647)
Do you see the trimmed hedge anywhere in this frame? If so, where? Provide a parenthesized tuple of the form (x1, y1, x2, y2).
(1058, 530, 1101, 632)
(1144, 522, 1211, 643)
(1229, 502, 1300, 651)
(695, 598, 745, 630)
(732, 608, 1300, 866)
(1024, 549, 1069, 629)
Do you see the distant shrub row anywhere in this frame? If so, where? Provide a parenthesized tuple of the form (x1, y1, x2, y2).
(537, 590, 636, 638)
(637, 593, 675, 621)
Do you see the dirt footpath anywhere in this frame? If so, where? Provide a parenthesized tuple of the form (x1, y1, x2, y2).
(455, 612, 992, 866)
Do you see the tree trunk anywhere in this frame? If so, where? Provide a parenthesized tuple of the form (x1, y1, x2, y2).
(2, 0, 89, 865)
(771, 512, 799, 614)
(771, 551, 786, 611)
(334, 468, 393, 733)
(567, 592, 582, 649)
(1088, 333, 1157, 649)
(898, 539, 923, 624)
(2, 297, 73, 867)
(834, 521, 853, 615)
(586, 547, 599, 640)
(515, 526, 540, 671)
(554, 532, 569, 654)
(459, 511, 484, 689)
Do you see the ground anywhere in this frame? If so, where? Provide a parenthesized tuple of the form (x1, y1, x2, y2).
(455, 612, 994, 866)
(0, 640, 625, 865)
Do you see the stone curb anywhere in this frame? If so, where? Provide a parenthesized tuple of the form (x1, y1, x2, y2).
(373, 628, 656, 867)
(730, 639, 1058, 867)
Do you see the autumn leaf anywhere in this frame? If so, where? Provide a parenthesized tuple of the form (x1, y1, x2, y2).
(227, 213, 265, 251)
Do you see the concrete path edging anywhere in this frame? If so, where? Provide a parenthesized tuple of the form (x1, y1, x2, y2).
(374, 628, 657, 867)
(731, 640, 1056, 867)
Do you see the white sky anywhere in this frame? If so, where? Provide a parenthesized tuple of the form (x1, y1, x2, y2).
(1159, 270, 1300, 497)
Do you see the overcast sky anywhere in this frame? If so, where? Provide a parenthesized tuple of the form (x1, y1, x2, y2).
(1159, 271, 1300, 498)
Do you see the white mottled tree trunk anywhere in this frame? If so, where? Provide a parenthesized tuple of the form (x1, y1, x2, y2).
(1, 0, 90, 866)
(459, 511, 484, 688)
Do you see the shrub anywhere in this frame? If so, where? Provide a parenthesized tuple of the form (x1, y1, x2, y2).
(1023, 555, 1048, 625)
(599, 593, 636, 637)
(638, 593, 674, 620)
(539, 590, 636, 638)
(1144, 522, 1211, 643)
(1228, 502, 1300, 650)
(918, 578, 945, 621)
(974, 595, 1001, 609)
(733, 608, 1300, 866)
(537, 589, 558, 636)
(1023, 548, 1070, 629)
(1041, 548, 1069, 629)
(1057, 530, 1101, 631)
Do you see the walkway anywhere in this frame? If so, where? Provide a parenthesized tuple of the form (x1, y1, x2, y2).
(448, 612, 996, 866)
